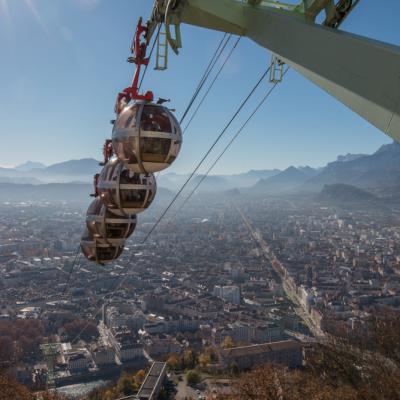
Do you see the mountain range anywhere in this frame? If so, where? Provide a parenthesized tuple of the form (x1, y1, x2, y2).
(2, 142, 400, 196)
(0, 158, 100, 184)
(253, 166, 319, 193)
(319, 184, 381, 205)
(304, 142, 400, 190)
(14, 161, 46, 172)
(0, 159, 282, 190)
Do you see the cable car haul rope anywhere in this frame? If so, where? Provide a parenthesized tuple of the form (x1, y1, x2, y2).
(78, 16, 256, 265)
(69, 0, 396, 343)
(76, 6, 301, 273)
(78, 0, 382, 267)
(79, 0, 373, 265)
(71, 9, 284, 342)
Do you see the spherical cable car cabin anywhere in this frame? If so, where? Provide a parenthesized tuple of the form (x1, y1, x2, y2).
(80, 229, 124, 265)
(86, 198, 137, 245)
(97, 159, 157, 216)
(112, 101, 182, 173)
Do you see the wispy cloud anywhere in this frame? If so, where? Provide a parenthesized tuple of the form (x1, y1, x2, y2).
(72, 0, 100, 11)
(59, 26, 73, 43)
(0, 163, 16, 169)
(24, 0, 49, 34)
(0, 0, 13, 32)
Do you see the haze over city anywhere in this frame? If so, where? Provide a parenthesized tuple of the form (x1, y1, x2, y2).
(1, 1, 400, 400)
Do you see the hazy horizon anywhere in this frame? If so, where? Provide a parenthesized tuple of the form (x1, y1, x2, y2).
(0, 139, 393, 176)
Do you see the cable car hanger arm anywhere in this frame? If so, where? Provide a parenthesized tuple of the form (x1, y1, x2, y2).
(115, 17, 154, 114)
(146, 0, 400, 143)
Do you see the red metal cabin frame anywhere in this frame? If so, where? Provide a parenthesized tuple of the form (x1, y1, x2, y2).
(95, 17, 154, 195)
(115, 17, 154, 114)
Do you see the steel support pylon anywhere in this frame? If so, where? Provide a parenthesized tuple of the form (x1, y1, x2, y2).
(149, 0, 400, 142)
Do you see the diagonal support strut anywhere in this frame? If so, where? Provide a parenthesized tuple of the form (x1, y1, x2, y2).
(150, 0, 400, 142)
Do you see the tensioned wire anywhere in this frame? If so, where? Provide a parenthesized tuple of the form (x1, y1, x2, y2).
(70, 65, 274, 345)
(138, 23, 162, 91)
(69, 34, 234, 343)
(182, 36, 242, 136)
(140, 65, 272, 245)
(179, 33, 231, 124)
(169, 67, 291, 220)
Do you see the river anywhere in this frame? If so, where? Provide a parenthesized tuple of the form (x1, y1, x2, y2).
(55, 379, 111, 398)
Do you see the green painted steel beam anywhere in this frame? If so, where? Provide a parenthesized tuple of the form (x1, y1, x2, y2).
(151, 0, 400, 142)
(240, 3, 400, 142)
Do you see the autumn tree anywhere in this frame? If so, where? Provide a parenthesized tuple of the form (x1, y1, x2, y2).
(158, 387, 168, 400)
(17, 336, 37, 360)
(0, 320, 44, 364)
(116, 373, 135, 396)
(62, 320, 98, 341)
(221, 336, 234, 349)
(305, 309, 400, 398)
(198, 345, 218, 369)
(356, 309, 400, 364)
(228, 309, 400, 400)
(205, 346, 218, 362)
(88, 368, 149, 400)
(232, 364, 357, 400)
(132, 369, 146, 391)
(307, 334, 400, 398)
(87, 388, 105, 400)
(183, 349, 197, 369)
(186, 370, 201, 386)
(198, 352, 211, 368)
(166, 354, 180, 371)
(0, 374, 32, 400)
(0, 336, 15, 364)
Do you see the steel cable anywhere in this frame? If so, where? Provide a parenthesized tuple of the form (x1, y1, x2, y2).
(179, 33, 231, 124)
(183, 36, 242, 136)
(70, 66, 272, 344)
(171, 67, 290, 219)
(138, 23, 162, 91)
(141, 66, 272, 244)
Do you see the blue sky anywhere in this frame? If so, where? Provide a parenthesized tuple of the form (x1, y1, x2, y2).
(0, 0, 398, 174)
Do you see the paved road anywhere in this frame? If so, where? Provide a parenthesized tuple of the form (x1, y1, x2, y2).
(235, 203, 324, 337)
(175, 377, 201, 400)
